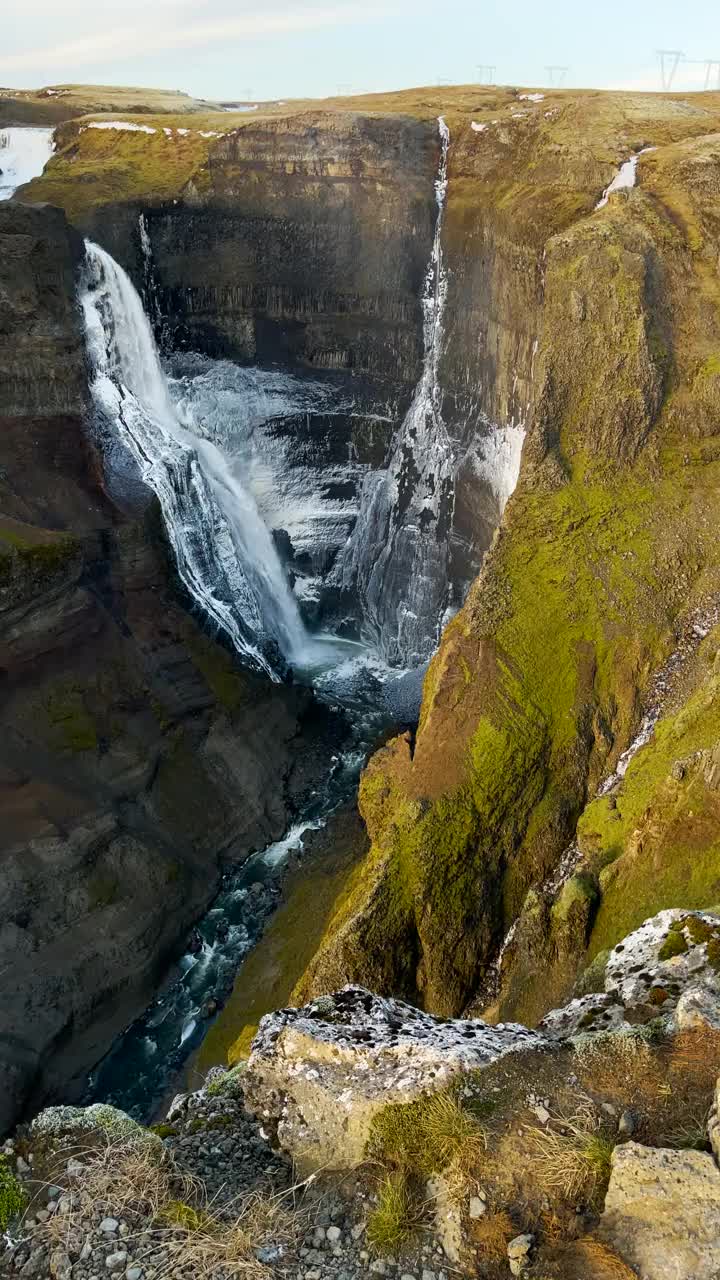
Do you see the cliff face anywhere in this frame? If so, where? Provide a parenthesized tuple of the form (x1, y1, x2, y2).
(15, 88, 720, 1029)
(298, 95, 720, 1016)
(42, 112, 439, 403)
(0, 204, 327, 1134)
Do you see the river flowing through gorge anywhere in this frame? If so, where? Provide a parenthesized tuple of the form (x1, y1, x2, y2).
(73, 119, 526, 1118)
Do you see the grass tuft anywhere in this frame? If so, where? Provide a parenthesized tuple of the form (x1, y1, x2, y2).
(366, 1170, 422, 1254)
(368, 1089, 486, 1179)
(526, 1103, 615, 1208)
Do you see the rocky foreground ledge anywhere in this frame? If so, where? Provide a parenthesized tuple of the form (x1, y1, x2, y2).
(2, 910, 720, 1280)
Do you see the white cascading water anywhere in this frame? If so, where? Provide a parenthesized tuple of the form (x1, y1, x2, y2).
(81, 241, 311, 680)
(342, 117, 453, 667)
(0, 127, 55, 200)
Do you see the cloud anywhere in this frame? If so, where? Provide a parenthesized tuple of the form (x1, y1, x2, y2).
(0, 2, 403, 73)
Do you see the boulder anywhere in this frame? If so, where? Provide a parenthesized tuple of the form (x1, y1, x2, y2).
(30, 1105, 161, 1153)
(600, 1141, 720, 1279)
(540, 910, 720, 1039)
(244, 986, 545, 1172)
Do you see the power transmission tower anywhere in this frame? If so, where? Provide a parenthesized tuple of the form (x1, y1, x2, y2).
(657, 50, 685, 90)
(476, 64, 496, 84)
(699, 59, 720, 90)
(545, 65, 569, 87)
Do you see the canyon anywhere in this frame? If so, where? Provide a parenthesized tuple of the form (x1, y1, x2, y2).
(0, 76, 720, 1279)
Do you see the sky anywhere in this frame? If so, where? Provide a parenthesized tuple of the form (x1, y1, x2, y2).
(2, 0, 719, 101)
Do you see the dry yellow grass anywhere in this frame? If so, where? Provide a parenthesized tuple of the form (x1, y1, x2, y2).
(470, 1209, 517, 1261)
(526, 1102, 615, 1208)
(31, 1136, 301, 1279)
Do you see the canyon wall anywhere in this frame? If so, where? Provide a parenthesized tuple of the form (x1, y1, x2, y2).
(16, 86, 720, 1031)
(0, 203, 329, 1133)
(295, 93, 720, 1017)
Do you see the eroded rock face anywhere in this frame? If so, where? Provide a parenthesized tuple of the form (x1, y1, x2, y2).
(600, 1143, 720, 1280)
(539, 910, 720, 1039)
(244, 986, 545, 1172)
(0, 202, 331, 1135)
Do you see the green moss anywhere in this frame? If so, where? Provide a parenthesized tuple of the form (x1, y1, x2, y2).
(87, 873, 120, 910)
(149, 1123, 178, 1139)
(0, 1159, 27, 1231)
(205, 1062, 246, 1097)
(24, 119, 216, 218)
(584, 663, 720, 960)
(195, 838, 360, 1074)
(187, 633, 251, 713)
(575, 948, 610, 995)
(0, 523, 78, 583)
(658, 930, 689, 960)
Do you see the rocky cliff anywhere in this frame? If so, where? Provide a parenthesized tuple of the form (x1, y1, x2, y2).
(295, 91, 720, 1016)
(0, 203, 332, 1134)
(3, 907, 720, 1280)
(9, 83, 720, 1105)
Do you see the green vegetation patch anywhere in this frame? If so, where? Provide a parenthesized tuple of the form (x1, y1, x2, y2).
(0, 1159, 27, 1231)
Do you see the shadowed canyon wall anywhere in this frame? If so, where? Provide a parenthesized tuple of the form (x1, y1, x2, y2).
(0, 203, 331, 1133)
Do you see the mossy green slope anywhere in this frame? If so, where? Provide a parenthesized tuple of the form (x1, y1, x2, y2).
(300, 117, 720, 1017)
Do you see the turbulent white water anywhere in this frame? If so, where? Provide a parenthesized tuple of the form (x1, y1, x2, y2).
(81, 241, 320, 679)
(166, 355, 388, 613)
(0, 127, 55, 200)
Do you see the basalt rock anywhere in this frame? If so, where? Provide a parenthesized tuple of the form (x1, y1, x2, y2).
(0, 202, 330, 1135)
(244, 985, 545, 1173)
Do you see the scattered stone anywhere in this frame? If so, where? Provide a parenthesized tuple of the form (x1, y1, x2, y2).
(166, 1093, 190, 1122)
(99, 1219, 119, 1233)
(468, 1196, 486, 1219)
(618, 1109, 636, 1139)
(105, 1252, 128, 1272)
(507, 1233, 534, 1275)
(326, 1225, 342, 1244)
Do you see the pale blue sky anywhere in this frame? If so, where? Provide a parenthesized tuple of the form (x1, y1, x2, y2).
(2, 0, 719, 100)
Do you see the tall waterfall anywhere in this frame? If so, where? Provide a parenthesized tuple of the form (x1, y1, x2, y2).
(342, 118, 454, 667)
(0, 127, 55, 200)
(81, 241, 309, 680)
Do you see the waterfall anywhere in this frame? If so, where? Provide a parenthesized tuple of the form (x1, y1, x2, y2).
(81, 240, 309, 680)
(341, 118, 453, 668)
(0, 127, 55, 200)
(138, 214, 163, 337)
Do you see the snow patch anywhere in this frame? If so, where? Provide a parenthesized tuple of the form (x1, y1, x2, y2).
(596, 146, 656, 209)
(519, 93, 545, 102)
(85, 121, 157, 135)
(473, 424, 526, 512)
(471, 121, 488, 133)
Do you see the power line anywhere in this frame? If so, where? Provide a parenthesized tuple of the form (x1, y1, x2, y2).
(476, 64, 496, 85)
(545, 65, 569, 87)
(656, 49, 685, 90)
(685, 58, 720, 90)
